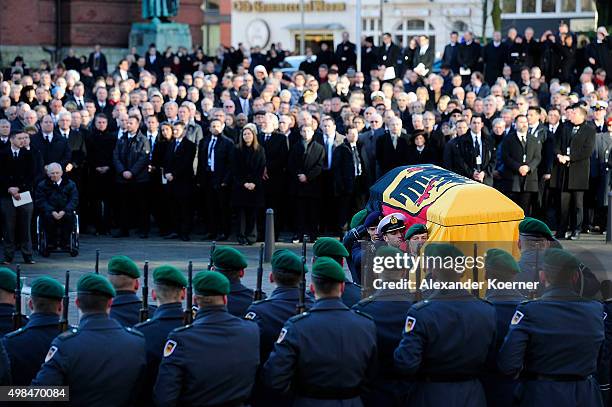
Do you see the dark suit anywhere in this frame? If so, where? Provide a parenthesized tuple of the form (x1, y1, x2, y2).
(95, 101, 113, 117)
(197, 134, 234, 237)
(482, 42, 507, 85)
(56, 128, 87, 194)
(501, 131, 542, 215)
(457, 41, 482, 81)
(164, 138, 196, 238)
(413, 46, 435, 73)
(335, 40, 357, 74)
(36, 177, 79, 247)
(260, 132, 289, 235)
(331, 142, 356, 231)
(86, 128, 116, 234)
(378, 43, 402, 69)
(442, 43, 460, 73)
(359, 128, 384, 183)
(455, 133, 496, 186)
(465, 83, 491, 98)
(375, 131, 410, 178)
(31, 133, 71, 169)
(317, 132, 346, 235)
(88, 51, 108, 77)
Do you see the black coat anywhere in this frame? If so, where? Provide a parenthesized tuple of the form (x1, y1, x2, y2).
(377, 43, 402, 68)
(112, 133, 150, 184)
(287, 140, 324, 198)
(457, 42, 482, 72)
(35, 178, 79, 214)
(196, 134, 234, 188)
(56, 129, 87, 172)
(413, 47, 435, 72)
(260, 131, 289, 191)
(550, 122, 596, 191)
(163, 138, 196, 198)
(331, 142, 355, 196)
(375, 131, 410, 178)
(231, 146, 266, 208)
(335, 41, 357, 73)
(0, 148, 34, 197)
(406, 145, 438, 166)
(442, 43, 460, 73)
(501, 131, 542, 192)
(31, 133, 71, 169)
(482, 42, 507, 85)
(455, 134, 496, 186)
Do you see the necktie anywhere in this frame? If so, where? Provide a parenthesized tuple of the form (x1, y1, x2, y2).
(265, 134, 271, 143)
(174, 140, 180, 152)
(520, 134, 526, 148)
(13, 151, 18, 159)
(208, 137, 217, 170)
(474, 87, 479, 95)
(148, 135, 153, 148)
(572, 126, 579, 136)
(392, 135, 398, 149)
(352, 145, 362, 176)
(47, 135, 52, 143)
(474, 137, 481, 157)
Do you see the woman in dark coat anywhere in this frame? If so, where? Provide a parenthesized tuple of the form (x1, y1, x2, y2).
(231, 123, 266, 245)
(151, 122, 174, 236)
(407, 130, 438, 165)
(556, 35, 577, 85)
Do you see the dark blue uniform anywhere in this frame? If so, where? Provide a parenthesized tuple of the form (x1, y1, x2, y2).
(133, 302, 184, 407)
(0, 303, 27, 336)
(2, 312, 61, 385)
(0, 340, 10, 385)
(600, 300, 612, 405)
(394, 289, 496, 407)
(482, 289, 526, 407)
(352, 290, 415, 406)
(228, 281, 257, 317)
(154, 305, 260, 407)
(342, 281, 362, 308)
(32, 313, 146, 407)
(245, 286, 314, 407)
(109, 291, 156, 327)
(498, 286, 605, 407)
(262, 297, 378, 407)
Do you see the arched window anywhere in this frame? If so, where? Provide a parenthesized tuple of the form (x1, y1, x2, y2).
(452, 20, 469, 32)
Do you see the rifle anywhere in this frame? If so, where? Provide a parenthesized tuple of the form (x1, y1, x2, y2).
(207, 242, 216, 270)
(139, 261, 149, 322)
(95, 249, 100, 274)
(59, 270, 70, 332)
(253, 244, 265, 301)
(183, 261, 193, 325)
(12, 265, 22, 330)
(296, 235, 308, 314)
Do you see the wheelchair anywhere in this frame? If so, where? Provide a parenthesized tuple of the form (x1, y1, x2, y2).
(36, 212, 80, 257)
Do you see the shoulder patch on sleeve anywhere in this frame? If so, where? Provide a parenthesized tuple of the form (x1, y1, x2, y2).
(244, 311, 257, 320)
(44, 346, 58, 363)
(511, 310, 524, 325)
(163, 340, 177, 357)
(276, 328, 288, 343)
(353, 309, 374, 320)
(289, 311, 310, 323)
(404, 316, 417, 333)
(58, 327, 80, 340)
(125, 327, 144, 337)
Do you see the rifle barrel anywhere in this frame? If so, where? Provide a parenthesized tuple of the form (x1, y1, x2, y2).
(95, 249, 100, 274)
(208, 242, 216, 270)
(12, 265, 22, 330)
(296, 235, 308, 314)
(184, 261, 193, 325)
(60, 270, 70, 332)
(139, 261, 149, 322)
(254, 244, 264, 301)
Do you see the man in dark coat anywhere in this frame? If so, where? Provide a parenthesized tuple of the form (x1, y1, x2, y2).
(55, 112, 87, 194)
(550, 106, 596, 240)
(377, 33, 402, 79)
(442, 31, 461, 74)
(455, 115, 496, 186)
(335, 32, 357, 74)
(501, 114, 542, 216)
(482, 31, 507, 85)
(87, 45, 108, 78)
(31, 115, 71, 169)
(457, 31, 482, 84)
(413, 35, 435, 73)
(375, 117, 410, 178)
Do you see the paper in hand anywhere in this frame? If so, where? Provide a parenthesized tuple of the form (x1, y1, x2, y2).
(12, 191, 32, 207)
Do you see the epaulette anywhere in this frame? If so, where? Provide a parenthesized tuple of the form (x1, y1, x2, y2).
(354, 295, 375, 308)
(289, 311, 310, 322)
(353, 309, 374, 320)
(134, 318, 154, 328)
(4, 327, 26, 338)
(58, 327, 80, 340)
(479, 298, 493, 305)
(125, 326, 144, 337)
(173, 324, 192, 333)
(412, 299, 430, 310)
(520, 299, 534, 305)
(251, 297, 273, 306)
(347, 281, 362, 288)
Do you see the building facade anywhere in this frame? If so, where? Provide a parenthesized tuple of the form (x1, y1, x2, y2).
(500, 0, 596, 34)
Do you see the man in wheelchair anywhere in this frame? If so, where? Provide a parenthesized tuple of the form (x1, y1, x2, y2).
(36, 162, 79, 249)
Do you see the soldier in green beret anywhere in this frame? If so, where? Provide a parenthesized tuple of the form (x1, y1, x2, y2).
(134, 265, 186, 406)
(107, 255, 156, 327)
(3, 276, 65, 384)
(0, 267, 27, 335)
(154, 270, 260, 406)
(404, 223, 428, 256)
(263, 256, 378, 406)
(212, 245, 264, 317)
(313, 237, 362, 307)
(33, 273, 147, 407)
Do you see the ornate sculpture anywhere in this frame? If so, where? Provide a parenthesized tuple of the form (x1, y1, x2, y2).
(142, 0, 179, 21)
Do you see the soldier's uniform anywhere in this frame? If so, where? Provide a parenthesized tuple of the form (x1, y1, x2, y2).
(154, 271, 260, 406)
(107, 255, 156, 326)
(0, 267, 27, 335)
(394, 243, 496, 407)
(245, 249, 314, 407)
(263, 257, 378, 406)
(342, 209, 368, 283)
(33, 273, 146, 407)
(498, 249, 605, 407)
(133, 265, 186, 407)
(212, 245, 265, 317)
(313, 237, 362, 307)
(481, 249, 526, 407)
(3, 276, 63, 385)
(0, 340, 10, 385)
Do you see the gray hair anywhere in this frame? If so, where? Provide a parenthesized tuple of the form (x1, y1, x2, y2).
(46, 162, 63, 175)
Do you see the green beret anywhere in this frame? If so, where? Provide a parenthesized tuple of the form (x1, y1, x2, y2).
(313, 237, 349, 258)
(0, 267, 17, 292)
(485, 249, 519, 275)
(77, 273, 116, 298)
(349, 209, 368, 229)
(311, 256, 346, 282)
(193, 271, 230, 296)
(271, 249, 306, 274)
(375, 245, 404, 257)
(107, 255, 140, 278)
(424, 243, 464, 260)
(404, 223, 428, 241)
(153, 265, 187, 287)
(519, 217, 554, 240)
(31, 276, 64, 299)
(543, 248, 580, 273)
(213, 246, 248, 271)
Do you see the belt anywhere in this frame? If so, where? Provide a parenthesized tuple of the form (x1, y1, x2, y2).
(420, 374, 477, 382)
(523, 372, 589, 382)
(296, 384, 361, 400)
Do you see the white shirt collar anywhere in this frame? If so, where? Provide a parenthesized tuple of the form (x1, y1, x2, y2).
(10, 146, 20, 154)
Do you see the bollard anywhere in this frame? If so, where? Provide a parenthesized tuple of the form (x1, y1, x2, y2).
(607, 192, 612, 244)
(264, 208, 275, 262)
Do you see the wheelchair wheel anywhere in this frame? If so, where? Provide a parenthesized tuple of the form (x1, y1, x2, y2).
(69, 233, 79, 257)
(40, 234, 50, 258)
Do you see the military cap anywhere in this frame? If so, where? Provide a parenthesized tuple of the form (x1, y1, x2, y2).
(0, 268, 18, 292)
(193, 271, 230, 296)
(31, 276, 64, 299)
(107, 255, 140, 278)
(364, 211, 382, 228)
(271, 249, 306, 274)
(349, 209, 368, 229)
(313, 237, 349, 258)
(311, 256, 346, 282)
(153, 265, 187, 287)
(543, 248, 581, 273)
(370, 91, 386, 101)
(592, 100, 608, 110)
(485, 248, 519, 275)
(77, 273, 116, 298)
(424, 243, 463, 260)
(404, 223, 428, 241)
(212, 246, 248, 271)
(519, 217, 554, 241)
(375, 245, 404, 258)
(376, 213, 407, 235)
